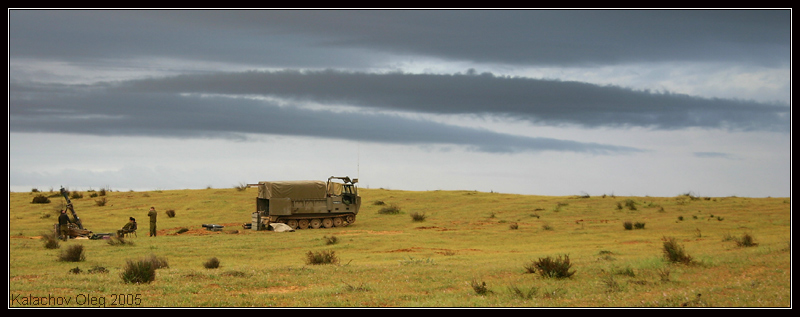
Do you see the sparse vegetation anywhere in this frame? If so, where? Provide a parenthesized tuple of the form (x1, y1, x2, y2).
(58, 244, 85, 262)
(305, 250, 339, 265)
(378, 204, 402, 215)
(40, 231, 60, 249)
(6, 188, 790, 307)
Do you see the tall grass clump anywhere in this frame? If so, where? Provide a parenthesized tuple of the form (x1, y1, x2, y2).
(121, 259, 156, 284)
(31, 194, 51, 204)
(305, 250, 339, 265)
(524, 255, 575, 279)
(378, 205, 402, 215)
(735, 233, 758, 247)
(107, 236, 134, 246)
(40, 231, 60, 249)
(410, 212, 427, 222)
(204, 257, 220, 269)
(58, 244, 85, 262)
(165, 209, 176, 218)
(662, 236, 693, 264)
(470, 279, 492, 295)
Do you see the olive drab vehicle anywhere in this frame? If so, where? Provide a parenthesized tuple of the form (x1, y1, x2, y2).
(249, 176, 360, 230)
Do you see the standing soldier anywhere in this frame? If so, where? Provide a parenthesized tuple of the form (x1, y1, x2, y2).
(58, 209, 71, 240)
(148, 206, 158, 237)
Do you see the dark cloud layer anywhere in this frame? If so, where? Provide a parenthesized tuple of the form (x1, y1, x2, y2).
(9, 83, 641, 154)
(114, 70, 790, 132)
(9, 10, 790, 68)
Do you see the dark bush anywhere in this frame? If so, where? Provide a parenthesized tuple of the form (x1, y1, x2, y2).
(58, 244, 85, 262)
(305, 250, 339, 265)
(410, 212, 427, 222)
(623, 221, 633, 230)
(378, 205, 401, 215)
(525, 255, 575, 279)
(121, 259, 156, 284)
(165, 209, 176, 218)
(662, 236, 693, 264)
(31, 194, 51, 204)
(735, 233, 758, 247)
(204, 257, 220, 269)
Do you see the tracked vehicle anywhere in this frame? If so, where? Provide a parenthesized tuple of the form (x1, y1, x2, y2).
(250, 176, 360, 230)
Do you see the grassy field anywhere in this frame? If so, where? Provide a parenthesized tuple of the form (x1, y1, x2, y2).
(8, 187, 792, 307)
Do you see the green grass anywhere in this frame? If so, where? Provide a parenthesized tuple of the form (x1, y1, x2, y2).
(8, 188, 791, 307)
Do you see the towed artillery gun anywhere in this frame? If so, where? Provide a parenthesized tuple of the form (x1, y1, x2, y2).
(249, 176, 360, 230)
(53, 187, 94, 239)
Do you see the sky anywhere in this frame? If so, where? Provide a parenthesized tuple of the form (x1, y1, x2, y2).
(8, 9, 792, 197)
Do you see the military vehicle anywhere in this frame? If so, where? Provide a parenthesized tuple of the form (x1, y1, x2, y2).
(250, 176, 360, 230)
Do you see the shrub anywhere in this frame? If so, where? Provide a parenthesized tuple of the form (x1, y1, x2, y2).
(107, 236, 134, 246)
(70, 191, 83, 199)
(31, 194, 51, 204)
(40, 231, 60, 249)
(509, 223, 519, 230)
(165, 209, 176, 218)
(378, 205, 401, 215)
(526, 255, 575, 279)
(623, 199, 637, 210)
(305, 250, 339, 265)
(121, 259, 156, 284)
(470, 279, 492, 295)
(146, 254, 170, 269)
(508, 284, 537, 299)
(662, 236, 693, 264)
(623, 221, 633, 230)
(95, 197, 107, 206)
(373, 200, 386, 206)
(324, 235, 339, 245)
(410, 212, 427, 222)
(735, 233, 758, 247)
(58, 244, 86, 262)
(634, 222, 646, 229)
(204, 257, 220, 269)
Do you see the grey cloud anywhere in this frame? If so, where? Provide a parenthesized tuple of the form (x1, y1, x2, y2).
(114, 70, 791, 132)
(9, 84, 641, 154)
(9, 10, 790, 68)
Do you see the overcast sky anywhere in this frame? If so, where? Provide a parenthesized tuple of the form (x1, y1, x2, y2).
(8, 9, 791, 197)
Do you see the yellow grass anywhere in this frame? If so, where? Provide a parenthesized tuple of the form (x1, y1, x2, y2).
(8, 188, 791, 307)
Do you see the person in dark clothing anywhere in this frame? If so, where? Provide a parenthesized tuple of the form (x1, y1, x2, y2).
(58, 209, 71, 240)
(117, 217, 137, 237)
(147, 207, 157, 237)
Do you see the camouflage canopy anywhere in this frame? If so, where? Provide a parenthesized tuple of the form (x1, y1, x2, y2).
(258, 181, 330, 199)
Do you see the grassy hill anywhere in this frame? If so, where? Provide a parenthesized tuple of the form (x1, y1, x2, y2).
(8, 187, 791, 307)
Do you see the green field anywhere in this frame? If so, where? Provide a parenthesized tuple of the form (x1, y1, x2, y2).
(8, 187, 792, 307)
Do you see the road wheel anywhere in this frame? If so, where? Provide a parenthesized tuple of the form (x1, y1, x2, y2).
(322, 218, 333, 228)
(298, 219, 309, 229)
(345, 214, 356, 224)
(332, 217, 343, 227)
(310, 218, 322, 229)
(286, 219, 299, 229)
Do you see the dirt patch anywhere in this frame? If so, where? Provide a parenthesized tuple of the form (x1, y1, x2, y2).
(415, 226, 455, 231)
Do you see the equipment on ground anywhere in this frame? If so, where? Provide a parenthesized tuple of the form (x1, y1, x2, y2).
(249, 176, 361, 230)
(54, 187, 95, 239)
